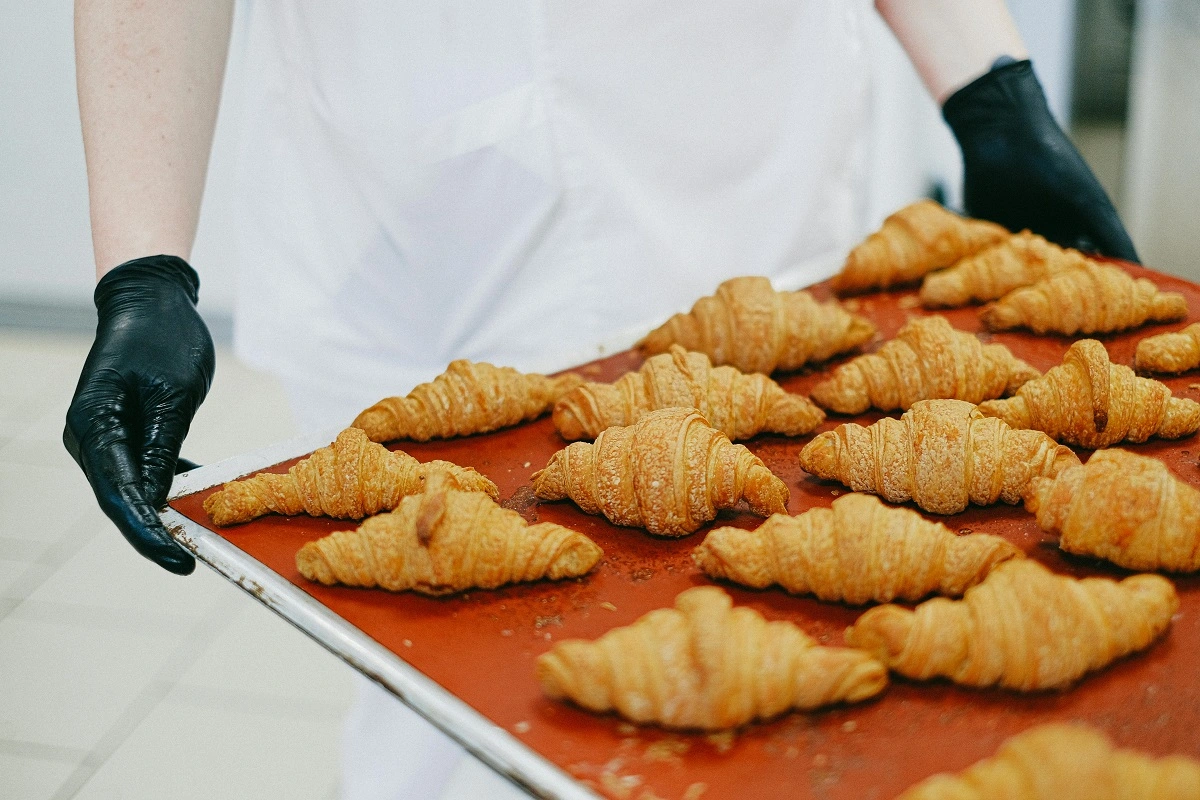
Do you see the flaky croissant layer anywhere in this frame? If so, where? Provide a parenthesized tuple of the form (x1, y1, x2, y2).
(534, 407, 789, 536)
(896, 723, 1200, 800)
(799, 399, 1079, 515)
(1135, 322, 1200, 375)
(980, 262, 1187, 335)
(1029, 449, 1200, 573)
(296, 478, 602, 595)
(694, 493, 1021, 604)
(977, 339, 1200, 448)
(353, 359, 584, 442)
(834, 200, 1008, 293)
(846, 559, 1178, 691)
(809, 315, 1038, 414)
(918, 229, 1090, 308)
(202, 427, 498, 526)
(637, 276, 875, 374)
(537, 586, 887, 730)
(553, 344, 824, 441)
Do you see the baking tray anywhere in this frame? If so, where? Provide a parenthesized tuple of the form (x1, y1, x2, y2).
(164, 262, 1200, 800)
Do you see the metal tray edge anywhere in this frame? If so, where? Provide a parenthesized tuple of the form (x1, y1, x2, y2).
(159, 507, 599, 800)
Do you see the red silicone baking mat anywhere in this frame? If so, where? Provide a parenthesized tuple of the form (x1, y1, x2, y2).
(169, 263, 1200, 800)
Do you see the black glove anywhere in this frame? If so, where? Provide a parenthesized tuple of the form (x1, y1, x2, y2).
(65, 255, 215, 575)
(943, 59, 1138, 263)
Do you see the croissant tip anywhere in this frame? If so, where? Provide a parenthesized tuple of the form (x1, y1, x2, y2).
(295, 542, 334, 584)
(798, 432, 838, 478)
(551, 403, 587, 441)
(844, 606, 911, 664)
(350, 413, 392, 443)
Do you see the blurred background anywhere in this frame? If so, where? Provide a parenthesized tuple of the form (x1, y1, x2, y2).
(1, 1, 1197, 798)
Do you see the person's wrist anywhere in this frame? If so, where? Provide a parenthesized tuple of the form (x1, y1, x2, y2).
(94, 254, 201, 311)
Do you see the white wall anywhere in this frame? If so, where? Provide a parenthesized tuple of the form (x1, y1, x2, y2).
(1123, 0, 1200, 281)
(0, 0, 243, 325)
(1, 0, 1075, 322)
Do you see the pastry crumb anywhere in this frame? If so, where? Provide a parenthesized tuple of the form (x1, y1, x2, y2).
(501, 629, 514, 637)
(402, 639, 412, 648)
(898, 294, 921, 308)
(1190, 384, 1200, 391)
(512, 721, 531, 734)
(813, 753, 829, 767)
(643, 737, 690, 763)
(841, 720, 858, 733)
(705, 731, 736, 753)
(599, 771, 643, 799)
(600, 601, 618, 612)
(617, 722, 637, 735)
(543, 632, 553, 640)
(637, 790, 667, 800)
(682, 782, 708, 800)
(535, 614, 564, 629)
(523, 461, 531, 468)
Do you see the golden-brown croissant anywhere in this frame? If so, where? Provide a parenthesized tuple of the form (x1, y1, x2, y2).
(846, 559, 1178, 691)
(896, 723, 1200, 800)
(202, 427, 498, 527)
(1028, 449, 1200, 573)
(809, 315, 1039, 415)
(798, 399, 1079, 515)
(536, 586, 887, 730)
(532, 407, 789, 536)
(918, 230, 1091, 308)
(980, 262, 1188, 335)
(352, 359, 585, 443)
(977, 339, 1200, 448)
(833, 200, 1009, 294)
(636, 276, 875, 374)
(1135, 323, 1200, 375)
(553, 345, 824, 441)
(296, 476, 602, 595)
(694, 493, 1022, 604)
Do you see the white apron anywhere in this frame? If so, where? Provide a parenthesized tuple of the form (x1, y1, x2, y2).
(230, 1, 873, 796)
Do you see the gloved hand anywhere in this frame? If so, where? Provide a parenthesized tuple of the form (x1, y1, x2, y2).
(65, 255, 215, 575)
(943, 59, 1139, 263)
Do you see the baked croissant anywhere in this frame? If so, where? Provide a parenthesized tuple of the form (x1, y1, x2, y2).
(296, 476, 602, 595)
(845, 559, 1178, 691)
(202, 427, 498, 527)
(809, 315, 1039, 415)
(832, 200, 1008, 294)
(980, 262, 1188, 335)
(536, 586, 887, 730)
(976, 339, 1200, 448)
(532, 407, 789, 536)
(553, 345, 824, 441)
(694, 493, 1022, 604)
(636, 276, 876, 374)
(1135, 322, 1200, 374)
(896, 723, 1200, 800)
(352, 359, 585, 443)
(1028, 449, 1200, 573)
(918, 230, 1090, 308)
(798, 399, 1079, 515)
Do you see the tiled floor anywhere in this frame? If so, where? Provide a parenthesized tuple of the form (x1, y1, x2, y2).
(0, 329, 353, 800)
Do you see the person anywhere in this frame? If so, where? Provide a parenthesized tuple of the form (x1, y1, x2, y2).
(65, 1, 1137, 797)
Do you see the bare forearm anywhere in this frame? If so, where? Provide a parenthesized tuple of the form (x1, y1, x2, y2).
(75, 0, 234, 278)
(876, 0, 1027, 103)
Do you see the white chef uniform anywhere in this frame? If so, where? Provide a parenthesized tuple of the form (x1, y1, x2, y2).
(228, 1, 874, 796)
